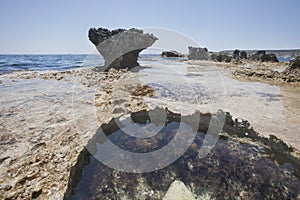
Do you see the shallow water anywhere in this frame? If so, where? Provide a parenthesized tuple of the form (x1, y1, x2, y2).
(137, 57, 300, 149)
(69, 110, 300, 200)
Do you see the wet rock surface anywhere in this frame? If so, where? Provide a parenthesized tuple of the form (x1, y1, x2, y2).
(88, 28, 157, 71)
(67, 109, 300, 200)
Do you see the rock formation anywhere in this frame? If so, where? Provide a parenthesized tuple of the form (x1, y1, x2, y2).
(233, 49, 247, 60)
(211, 53, 232, 62)
(249, 50, 279, 62)
(88, 28, 157, 71)
(282, 56, 300, 79)
(161, 50, 184, 58)
(240, 51, 247, 59)
(234, 56, 300, 83)
(287, 56, 300, 71)
(233, 49, 240, 60)
(187, 46, 210, 60)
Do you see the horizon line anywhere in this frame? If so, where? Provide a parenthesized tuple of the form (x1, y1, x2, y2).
(1, 48, 300, 55)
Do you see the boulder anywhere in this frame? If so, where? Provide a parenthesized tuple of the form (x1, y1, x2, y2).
(188, 46, 210, 60)
(211, 53, 232, 62)
(88, 28, 157, 71)
(249, 50, 279, 62)
(161, 50, 184, 58)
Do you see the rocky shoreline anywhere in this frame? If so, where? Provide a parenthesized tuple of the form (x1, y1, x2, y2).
(0, 67, 155, 199)
(233, 57, 300, 85)
(0, 57, 300, 199)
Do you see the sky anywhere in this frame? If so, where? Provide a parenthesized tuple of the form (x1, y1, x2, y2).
(0, 0, 300, 54)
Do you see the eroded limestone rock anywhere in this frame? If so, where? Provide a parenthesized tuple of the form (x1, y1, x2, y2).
(88, 28, 157, 71)
(188, 47, 210, 60)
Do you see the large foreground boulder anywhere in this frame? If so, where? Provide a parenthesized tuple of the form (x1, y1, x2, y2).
(88, 28, 157, 71)
(188, 46, 210, 60)
(249, 50, 279, 62)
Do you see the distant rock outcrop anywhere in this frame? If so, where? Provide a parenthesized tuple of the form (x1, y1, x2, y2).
(249, 50, 279, 62)
(240, 51, 247, 59)
(161, 50, 184, 58)
(287, 56, 300, 71)
(233, 49, 247, 60)
(211, 53, 232, 63)
(283, 56, 300, 82)
(234, 56, 300, 83)
(233, 49, 240, 60)
(88, 27, 157, 71)
(188, 47, 210, 60)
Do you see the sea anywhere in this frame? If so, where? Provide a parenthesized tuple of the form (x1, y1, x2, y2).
(0, 54, 105, 75)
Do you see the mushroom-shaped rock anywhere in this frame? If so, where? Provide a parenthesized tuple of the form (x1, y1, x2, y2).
(88, 28, 157, 71)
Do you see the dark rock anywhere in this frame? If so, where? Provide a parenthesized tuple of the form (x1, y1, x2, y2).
(233, 49, 247, 60)
(240, 51, 247, 59)
(283, 56, 300, 80)
(288, 56, 300, 71)
(249, 50, 279, 62)
(88, 28, 157, 71)
(211, 53, 232, 63)
(161, 50, 184, 58)
(233, 49, 240, 59)
(188, 47, 210, 60)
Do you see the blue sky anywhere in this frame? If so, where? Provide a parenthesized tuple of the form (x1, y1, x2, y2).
(0, 0, 299, 54)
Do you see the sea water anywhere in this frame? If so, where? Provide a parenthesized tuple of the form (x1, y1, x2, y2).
(0, 54, 104, 74)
